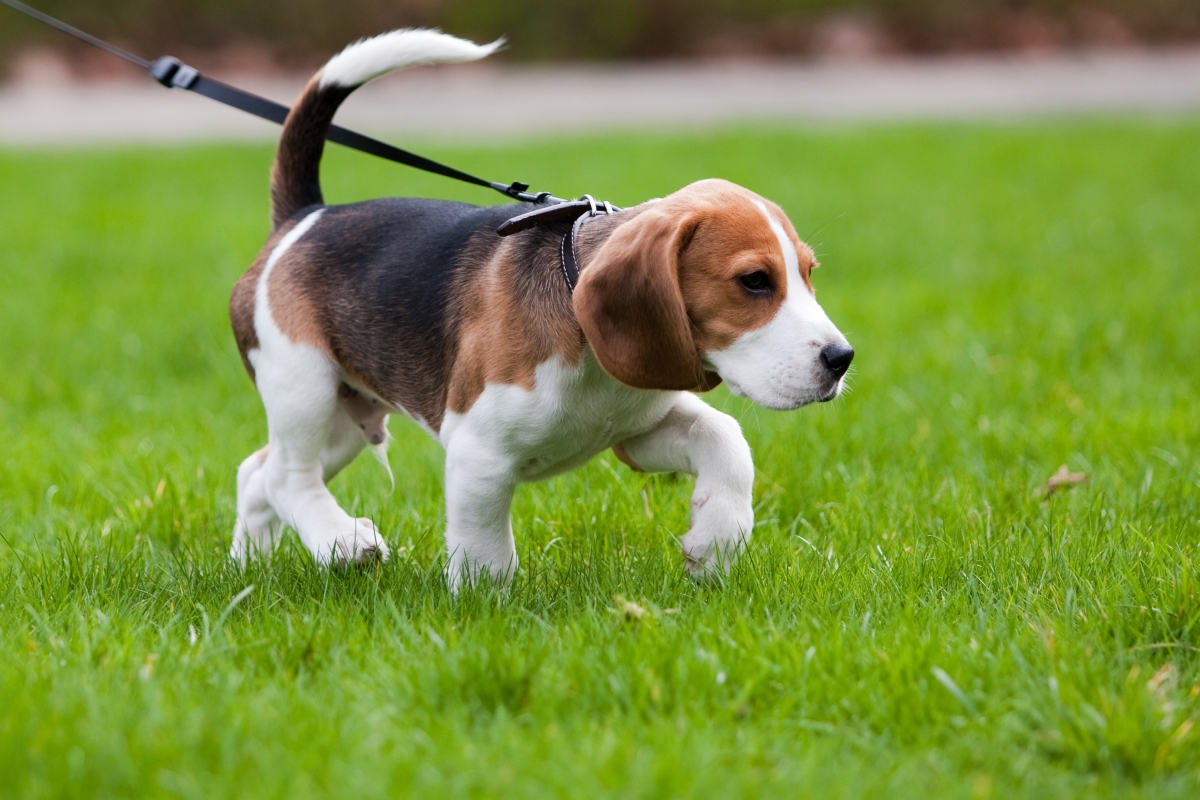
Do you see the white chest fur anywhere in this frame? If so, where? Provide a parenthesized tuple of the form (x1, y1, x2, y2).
(440, 352, 677, 483)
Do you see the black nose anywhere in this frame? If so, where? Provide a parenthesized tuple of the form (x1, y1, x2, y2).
(820, 343, 854, 378)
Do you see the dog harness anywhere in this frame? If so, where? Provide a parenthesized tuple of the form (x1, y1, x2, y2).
(496, 195, 619, 292)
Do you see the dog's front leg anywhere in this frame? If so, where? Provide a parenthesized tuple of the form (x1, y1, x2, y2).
(442, 435, 518, 592)
(617, 393, 754, 578)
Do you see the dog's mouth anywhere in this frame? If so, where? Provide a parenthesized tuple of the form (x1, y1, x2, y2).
(721, 374, 746, 398)
(818, 380, 843, 403)
(707, 358, 844, 410)
(719, 374, 838, 411)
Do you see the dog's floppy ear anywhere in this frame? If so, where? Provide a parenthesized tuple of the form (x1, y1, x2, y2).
(574, 207, 719, 391)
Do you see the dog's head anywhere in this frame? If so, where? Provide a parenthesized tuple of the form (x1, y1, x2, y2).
(574, 179, 852, 410)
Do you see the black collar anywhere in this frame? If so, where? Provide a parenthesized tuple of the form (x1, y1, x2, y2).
(497, 195, 617, 292)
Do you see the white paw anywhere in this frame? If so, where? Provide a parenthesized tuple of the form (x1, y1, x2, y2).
(680, 496, 751, 580)
(681, 536, 739, 581)
(229, 538, 250, 566)
(330, 518, 389, 566)
(230, 522, 278, 565)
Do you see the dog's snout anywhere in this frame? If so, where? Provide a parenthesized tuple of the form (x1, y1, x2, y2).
(819, 343, 854, 378)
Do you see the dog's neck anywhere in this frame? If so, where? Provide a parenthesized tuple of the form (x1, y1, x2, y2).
(570, 204, 649, 282)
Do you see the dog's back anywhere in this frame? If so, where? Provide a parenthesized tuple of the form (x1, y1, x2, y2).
(232, 197, 534, 424)
(229, 30, 545, 428)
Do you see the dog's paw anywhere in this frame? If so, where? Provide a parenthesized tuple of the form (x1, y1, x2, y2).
(681, 538, 737, 581)
(331, 518, 389, 566)
(230, 519, 280, 565)
(229, 534, 263, 566)
(680, 495, 751, 581)
(229, 539, 250, 566)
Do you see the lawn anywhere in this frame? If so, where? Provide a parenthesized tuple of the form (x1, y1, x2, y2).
(1, 119, 1198, 798)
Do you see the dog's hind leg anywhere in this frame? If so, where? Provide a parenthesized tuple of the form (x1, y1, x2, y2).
(255, 346, 388, 566)
(231, 401, 384, 564)
(231, 446, 284, 563)
(321, 402, 375, 482)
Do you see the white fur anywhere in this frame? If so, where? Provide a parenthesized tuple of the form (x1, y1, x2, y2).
(319, 29, 502, 89)
(436, 353, 754, 590)
(438, 353, 675, 589)
(705, 201, 850, 410)
(232, 209, 388, 566)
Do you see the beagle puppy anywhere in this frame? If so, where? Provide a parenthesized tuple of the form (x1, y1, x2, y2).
(228, 29, 854, 588)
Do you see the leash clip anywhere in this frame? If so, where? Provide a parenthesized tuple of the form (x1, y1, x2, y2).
(149, 56, 199, 89)
(492, 181, 563, 205)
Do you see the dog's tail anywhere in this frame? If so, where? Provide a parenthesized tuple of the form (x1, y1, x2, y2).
(270, 29, 502, 229)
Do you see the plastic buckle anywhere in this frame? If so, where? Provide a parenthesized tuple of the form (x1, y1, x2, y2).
(149, 56, 199, 89)
(171, 64, 200, 89)
(149, 56, 181, 87)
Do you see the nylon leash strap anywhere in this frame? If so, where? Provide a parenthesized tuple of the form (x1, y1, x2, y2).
(0, 0, 564, 205)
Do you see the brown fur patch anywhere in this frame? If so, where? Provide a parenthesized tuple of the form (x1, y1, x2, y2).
(266, 241, 333, 353)
(675, 186, 788, 355)
(573, 180, 800, 390)
(445, 224, 593, 416)
(573, 202, 709, 390)
(230, 220, 302, 382)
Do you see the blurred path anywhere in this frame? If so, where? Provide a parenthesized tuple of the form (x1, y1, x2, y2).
(2, 50, 1199, 145)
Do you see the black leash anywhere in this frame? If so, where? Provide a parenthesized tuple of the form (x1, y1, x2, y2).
(0, 0, 563, 205)
(2, 0, 626, 291)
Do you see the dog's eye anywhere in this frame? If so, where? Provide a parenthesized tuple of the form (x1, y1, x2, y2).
(738, 271, 772, 294)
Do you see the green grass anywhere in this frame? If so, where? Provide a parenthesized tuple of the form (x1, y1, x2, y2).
(1, 119, 1198, 798)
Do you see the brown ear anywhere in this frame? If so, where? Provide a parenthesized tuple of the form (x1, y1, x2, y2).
(573, 207, 717, 391)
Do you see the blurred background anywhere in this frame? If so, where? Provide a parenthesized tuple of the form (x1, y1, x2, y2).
(1, 5, 1198, 794)
(2, 0, 1199, 79)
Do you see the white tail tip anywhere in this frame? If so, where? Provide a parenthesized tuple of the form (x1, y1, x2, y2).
(320, 28, 502, 89)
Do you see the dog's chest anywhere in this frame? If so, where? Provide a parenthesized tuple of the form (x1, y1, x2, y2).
(440, 353, 674, 483)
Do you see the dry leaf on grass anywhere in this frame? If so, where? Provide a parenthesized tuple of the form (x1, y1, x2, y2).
(613, 595, 650, 622)
(1038, 465, 1088, 496)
